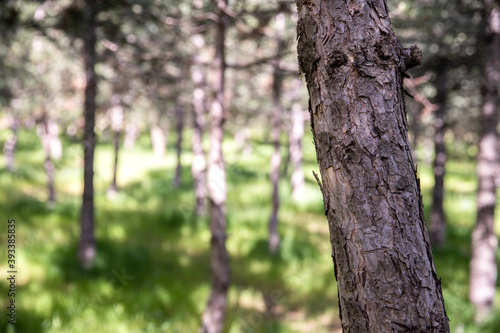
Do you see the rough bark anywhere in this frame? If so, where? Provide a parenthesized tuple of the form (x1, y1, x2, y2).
(78, 0, 97, 270)
(429, 61, 448, 247)
(295, 1, 449, 331)
(200, 1, 230, 332)
(469, 0, 500, 323)
(173, 104, 184, 188)
(191, 33, 207, 215)
(268, 13, 285, 255)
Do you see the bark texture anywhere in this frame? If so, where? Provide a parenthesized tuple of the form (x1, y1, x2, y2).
(191, 34, 207, 215)
(78, 0, 97, 270)
(469, 0, 500, 323)
(295, 1, 449, 331)
(200, 1, 230, 332)
(429, 61, 448, 247)
(268, 13, 285, 255)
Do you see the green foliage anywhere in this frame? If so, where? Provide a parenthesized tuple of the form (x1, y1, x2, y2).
(1, 129, 499, 332)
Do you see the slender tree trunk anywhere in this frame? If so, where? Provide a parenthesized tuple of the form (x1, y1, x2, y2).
(290, 101, 305, 202)
(295, 1, 449, 331)
(191, 34, 207, 215)
(78, 0, 97, 270)
(108, 103, 123, 199)
(409, 100, 421, 162)
(268, 13, 285, 255)
(124, 121, 139, 149)
(4, 116, 18, 172)
(173, 104, 184, 188)
(469, 0, 500, 323)
(111, 130, 119, 187)
(150, 125, 167, 159)
(40, 116, 56, 206)
(429, 61, 448, 247)
(201, 1, 230, 332)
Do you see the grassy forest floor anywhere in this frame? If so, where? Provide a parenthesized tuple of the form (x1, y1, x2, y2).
(0, 128, 499, 333)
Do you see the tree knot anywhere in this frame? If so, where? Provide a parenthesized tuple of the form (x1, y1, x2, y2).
(402, 45, 422, 70)
(327, 51, 348, 69)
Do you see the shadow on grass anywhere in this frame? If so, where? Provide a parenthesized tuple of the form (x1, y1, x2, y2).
(51, 235, 210, 323)
(0, 309, 45, 333)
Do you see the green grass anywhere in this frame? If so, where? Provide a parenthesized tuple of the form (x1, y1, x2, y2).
(0, 128, 499, 332)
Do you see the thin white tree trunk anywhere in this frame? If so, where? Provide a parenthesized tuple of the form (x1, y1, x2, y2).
(150, 125, 167, 160)
(469, 0, 500, 323)
(108, 103, 123, 199)
(201, 1, 230, 332)
(268, 13, 285, 255)
(290, 102, 305, 201)
(4, 116, 19, 172)
(173, 104, 184, 188)
(191, 33, 207, 215)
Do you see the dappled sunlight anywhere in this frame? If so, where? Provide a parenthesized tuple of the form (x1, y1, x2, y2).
(1, 0, 500, 326)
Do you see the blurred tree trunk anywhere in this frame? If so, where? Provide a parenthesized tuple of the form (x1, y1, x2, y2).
(469, 0, 500, 323)
(124, 121, 139, 149)
(295, 1, 449, 331)
(201, 1, 230, 332)
(150, 125, 167, 159)
(268, 13, 285, 255)
(290, 80, 305, 201)
(173, 104, 184, 188)
(191, 34, 207, 215)
(40, 115, 61, 206)
(429, 60, 448, 247)
(408, 100, 421, 162)
(4, 116, 18, 172)
(107, 101, 123, 199)
(78, 0, 97, 270)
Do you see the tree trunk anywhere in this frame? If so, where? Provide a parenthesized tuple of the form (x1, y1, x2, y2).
(4, 116, 18, 172)
(268, 13, 285, 255)
(408, 100, 421, 162)
(124, 121, 139, 149)
(108, 103, 123, 199)
(150, 125, 166, 159)
(429, 61, 448, 247)
(295, 1, 449, 331)
(200, 1, 230, 332)
(173, 104, 184, 188)
(290, 83, 305, 202)
(40, 116, 58, 206)
(191, 33, 207, 216)
(469, 0, 500, 323)
(78, 0, 97, 270)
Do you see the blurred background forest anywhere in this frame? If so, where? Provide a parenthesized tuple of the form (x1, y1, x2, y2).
(0, 0, 499, 332)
